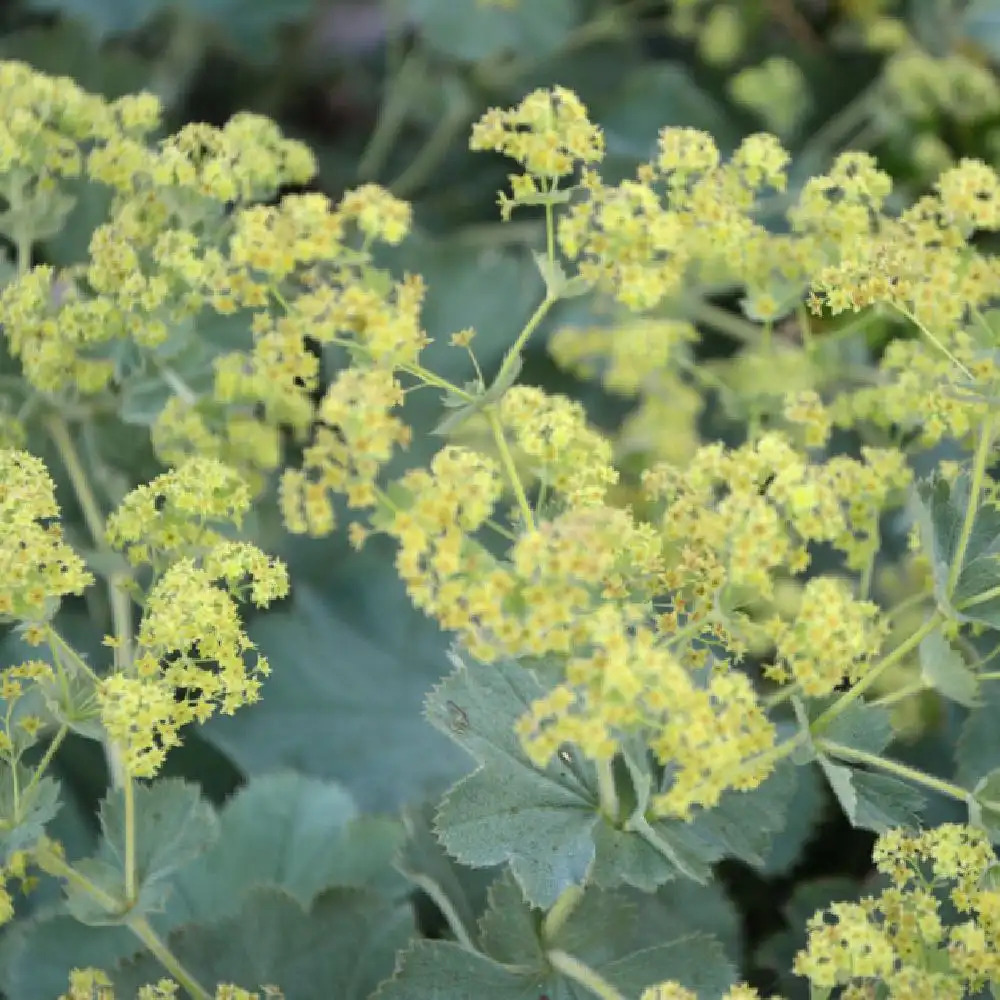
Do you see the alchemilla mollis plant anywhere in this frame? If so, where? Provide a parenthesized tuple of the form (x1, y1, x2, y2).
(5, 46, 1000, 1000)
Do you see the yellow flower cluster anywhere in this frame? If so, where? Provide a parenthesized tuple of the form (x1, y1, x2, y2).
(0, 659, 55, 760)
(0, 449, 94, 620)
(61, 970, 281, 1000)
(0, 851, 33, 929)
(105, 457, 252, 568)
(100, 458, 288, 777)
(280, 367, 411, 535)
(763, 576, 885, 697)
(470, 86, 604, 218)
(558, 130, 789, 310)
(642, 983, 778, 1000)
(794, 824, 1000, 998)
(0, 61, 141, 206)
(101, 548, 285, 778)
(643, 432, 909, 617)
(498, 386, 619, 506)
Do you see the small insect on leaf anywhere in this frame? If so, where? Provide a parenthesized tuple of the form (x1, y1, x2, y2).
(446, 699, 469, 734)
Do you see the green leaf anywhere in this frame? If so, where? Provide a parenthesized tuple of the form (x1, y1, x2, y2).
(969, 769, 1000, 839)
(203, 552, 464, 811)
(396, 804, 489, 949)
(376, 874, 735, 1000)
(817, 758, 925, 833)
(912, 471, 1000, 626)
(407, 0, 579, 62)
(65, 780, 218, 925)
(428, 654, 600, 908)
(112, 887, 414, 1000)
(0, 771, 60, 861)
(429, 655, 798, 905)
(956, 682, 1000, 786)
(0, 914, 139, 1000)
(22, 0, 162, 44)
(819, 701, 895, 755)
(164, 772, 406, 925)
(477, 871, 545, 966)
(920, 628, 981, 707)
(191, 0, 314, 62)
(754, 763, 826, 877)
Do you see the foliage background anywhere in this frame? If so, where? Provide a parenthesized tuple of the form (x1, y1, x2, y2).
(4, 1, 1000, 997)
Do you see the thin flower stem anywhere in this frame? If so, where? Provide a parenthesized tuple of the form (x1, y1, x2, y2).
(127, 915, 212, 1000)
(957, 583, 1000, 611)
(869, 680, 927, 708)
(44, 415, 132, 789)
(764, 684, 800, 710)
(546, 950, 627, 1000)
(947, 415, 994, 599)
(45, 414, 108, 549)
(124, 777, 137, 903)
(892, 302, 976, 381)
(680, 297, 761, 345)
(405, 873, 477, 952)
(884, 591, 933, 622)
(543, 885, 585, 943)
(626, 813, 703, 883)
(34, 840, 121, 912)
(390, 102, 471, 197)
(818, 739, 971, 803)
(811, 613, 943, 734)
(493, 294, 557, 392)
(487, 408, 535, 531)
(20, 725, 68, 801)
(595, 757, 619, 822)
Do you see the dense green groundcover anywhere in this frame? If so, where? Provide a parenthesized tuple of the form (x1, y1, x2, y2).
(5, 1, 1000, 998)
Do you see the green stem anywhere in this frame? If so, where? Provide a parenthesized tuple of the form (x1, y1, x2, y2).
(625, 813, 704, 883)
(892, 302, 975, 381)
(127, 916, 212, 1000)
(546, 950, 627, 1000)
(956, 582, 1000, 611)
(399, 361, 474, 402)
(811, 613, 942, 734)
(884, 590, 933, 622)
(799, 79, 883, 164)
(124, 777, 137, 903)
(405, 873, 476, 951)
(45, 414, 108, 548)
(947, 415, 994, 599)
(487, 408, 534, 531)
(390, 101, 471, 197)
(21, 725, 68, 800)
(37, 841, 211, 1000)
(492, 294, 557, 393)
(542, 885, 584, 943)
(680, 297, 761, 345)
(595, 757, 619, 823)
(818, 739, 970, 803)
(34, 840, 121, 913)
(357, 51, 424, 180)
(869, 680, 927, 708)
(45, 414, 133, 788)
